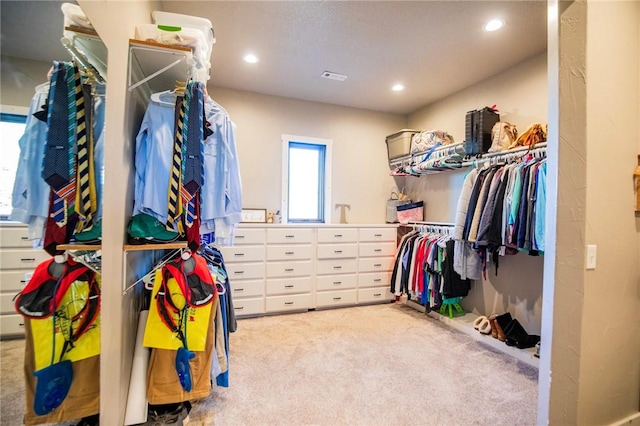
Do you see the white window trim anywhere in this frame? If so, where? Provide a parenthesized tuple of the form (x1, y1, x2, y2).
(281, 134, 333, 224)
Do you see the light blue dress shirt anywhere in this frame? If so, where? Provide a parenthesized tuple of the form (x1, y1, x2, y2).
(534, 161, 546, 252)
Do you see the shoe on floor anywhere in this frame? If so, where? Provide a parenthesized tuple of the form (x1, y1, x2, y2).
(147, 401, 191, 425)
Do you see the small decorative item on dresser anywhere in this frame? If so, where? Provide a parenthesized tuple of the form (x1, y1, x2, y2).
(241, 208, 267, 223)
(634, 155, 640, 212)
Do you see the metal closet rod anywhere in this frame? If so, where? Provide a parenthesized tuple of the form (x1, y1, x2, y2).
(61, 37, 105, 84)
(407, 220, 455, 227)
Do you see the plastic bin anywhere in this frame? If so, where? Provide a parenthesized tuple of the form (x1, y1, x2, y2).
(386, 129, 419, 160)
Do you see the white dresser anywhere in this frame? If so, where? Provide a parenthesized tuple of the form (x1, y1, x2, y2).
(221, 224, 396, 317)
(0, 222, 49, 338)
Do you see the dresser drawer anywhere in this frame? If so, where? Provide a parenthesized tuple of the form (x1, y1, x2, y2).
(358, 287, 394, 304)
(266, 294, 311, 313)
(316, 258, 357, 275)
(316, 274, 357, 291)
(266, 245, 312, 261)
(232, 298, 264, 316)
(359, 228, 396, 242)
(316, 289, 357, 308)
(1, 314, 25, 336)
(0, 270, 32, 292)
(0, 293, 17, 314)
(316, 228, 358, 243)
(226, 262, 265, 281)
(266, 261, 312, 278)
(233, 228, 266, 245)
(358, 257, 394, 273)
(359, 271, 392, 288)
(220, 246, 265, 263)
(0, 250, 49, 270)
(359, 242, 396, 258)
(266, 277, 312, 296)
(316, 243, 358, 259)
(266, 228, 312, 244)
(230, 280, 264, 298)
(0, 227, 33, 248)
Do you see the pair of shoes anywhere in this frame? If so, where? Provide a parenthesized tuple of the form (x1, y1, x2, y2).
(75, 413, 99, 426)
(488, 312, 512, 342)
(504, 319, 540, 349)
(534, 341, 541, 358)
(473, 316, 492, 335)
(147, 401, 191, 425)
(127, 213, 180, 244)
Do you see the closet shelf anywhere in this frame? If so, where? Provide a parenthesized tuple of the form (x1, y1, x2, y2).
(405, 300, 539, 368)
(123, 242, 187, 251)
(57, 243, 102, 251)
(128, 38, 195, 93)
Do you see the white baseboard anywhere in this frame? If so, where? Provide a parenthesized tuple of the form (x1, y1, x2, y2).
(610, 412, 640, 426)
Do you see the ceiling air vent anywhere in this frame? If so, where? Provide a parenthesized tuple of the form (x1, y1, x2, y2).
(321, 71, 348, 81)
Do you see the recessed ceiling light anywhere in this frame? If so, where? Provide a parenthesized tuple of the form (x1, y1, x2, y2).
(484, 19, 505, 32)
(392, 84, 405, 92)
(243, 53, 259, 64)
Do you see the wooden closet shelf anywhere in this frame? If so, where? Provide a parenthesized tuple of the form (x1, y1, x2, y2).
(65, 26, 100, 37)
(123, 242, 187, 251)
(57, 243, 102, 251)
(129, 38, 192, 53)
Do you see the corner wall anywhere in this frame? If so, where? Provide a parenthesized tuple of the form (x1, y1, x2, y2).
(208, 86, 406, 223)
(0, 56, 51, 107)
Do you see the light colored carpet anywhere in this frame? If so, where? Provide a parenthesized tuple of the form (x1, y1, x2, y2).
(1, 303, 539, 425)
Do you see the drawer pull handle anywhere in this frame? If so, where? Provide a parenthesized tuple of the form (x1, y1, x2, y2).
(333, 281, 342, 285)
(374, 293, 382, 297)
(285, 285, 294, 288)
(334, 234, 343, 237)
(333, 297, 342, 301)
(21, 258, 35, 262)
(374, 234, 382, 237)
(333, 266, 342, 269)
(236, 235, 245, 239)
(20, 236, 29, 240)
(285, 268, 294, 272)
(19, 323, 24, 326)
(374, 278, 382, 282)
(234, 271, 244, 275)
(374, 264, 382, 267)
(374, 249, 382, 252)
(285, 235, 295, 238)
(20, 280, 26, 284)
(334, 250, 342, 254)
(234, 288, 244, 292)
(234, 253, 245, 257)
(285, 252, 294, 255)
(234, 306, 244, 310)
(284, 302, 294, 305)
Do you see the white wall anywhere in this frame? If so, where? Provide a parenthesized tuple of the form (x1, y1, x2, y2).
(405, 53, 548, 335)
(0, 56, 51, 107)
(208, 86, 406, 224)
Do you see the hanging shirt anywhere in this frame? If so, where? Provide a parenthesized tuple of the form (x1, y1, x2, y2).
(534, 161, 547, 252)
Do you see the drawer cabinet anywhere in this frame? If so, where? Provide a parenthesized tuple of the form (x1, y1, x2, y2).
(316, 274, 357, 291)
(226, 262, 265, 280)
(316, 289, 357, 308)
(233, 228, 266, 245)
(359, 271, 392, 288)
(359, 242, 396, 258)
(0, 227, 34, 248)
(316, 228, 358, 243)
(266, 261, 312, 278)
(232, 298, 264, 316)
(0, 270, 32, 292)
(359, 228, 396, 242)
(358, 257, 395, 273)
(266, 245, 312, 261)
(358, 287, 394, 304)
(0, 249, 49, 270)
(316, 258, 357, 275)
(316, 244, 358, 259)
(220, 245, 265, 263)
(267, 228, 312, 244)
(1, 314, 25, 336)
(266, 293, 311, 313)
(230, 280, 264, 298)
(266, 277, 312, 296)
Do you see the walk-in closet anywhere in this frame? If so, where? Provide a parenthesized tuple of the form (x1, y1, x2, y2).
(0, 1, 638, 426)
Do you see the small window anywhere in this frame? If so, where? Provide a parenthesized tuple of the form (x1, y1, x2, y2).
(0, 112, 27, 220)
(282, 135, 332, 223)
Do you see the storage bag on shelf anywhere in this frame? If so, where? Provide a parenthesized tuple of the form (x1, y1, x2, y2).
(396, 201, 424, 225)
(386, 192, 412, 223)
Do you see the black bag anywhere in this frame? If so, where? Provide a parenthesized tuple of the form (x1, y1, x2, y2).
(464, 106, 500, 155)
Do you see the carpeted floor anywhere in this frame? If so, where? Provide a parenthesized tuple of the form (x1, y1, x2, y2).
(1, 303, 539, 425)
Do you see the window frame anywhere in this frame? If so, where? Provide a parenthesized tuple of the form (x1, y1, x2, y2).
(281, 134, 333, 224)
(0, 105, 29, 221)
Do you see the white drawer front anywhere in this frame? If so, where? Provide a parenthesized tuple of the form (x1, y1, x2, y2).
(316, 228, 358, 243)
(359, 228, 396, 242)
(230, 280, 264, 298)
(358, 287, 394, 304)
(266, 293, 311, 313)
(358, 257, 394, 273)
(316, 274, 357, 291)
(232, 298, 264, 316)
(316, 258, 357, 275)
(316, 289, 357, 308)
(233, 228, 266, 245)
(0, 250, 49, 270)
(226, 262, 265, 281)
(359, 242, 396, 258)
(267, 228, 312, 244)
(266, 245, 312, 261)
(316, 244, 358, 259)
(0, 227, 33, 248)
(0, 270, 32, 292)
(266, 277, 312, 296)
(0, 314, 25, 336)
(359, 271, 392, 288)
(220, 246, 265, 263)
(0, 293, 17, 314)
(266, 261, 312, 278)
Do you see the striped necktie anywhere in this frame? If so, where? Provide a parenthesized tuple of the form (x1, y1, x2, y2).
(180, 82, 204, 228)
(166, 96, 185, 234)
(74, 81, 97, 233)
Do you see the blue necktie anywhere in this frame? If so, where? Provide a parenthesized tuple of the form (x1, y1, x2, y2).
(180, 82, 204, 227)
(42, 62, 70, 190)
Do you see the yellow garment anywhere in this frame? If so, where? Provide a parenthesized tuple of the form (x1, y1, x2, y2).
(143, 268, 212, 351)
(31, 276, 101, 371)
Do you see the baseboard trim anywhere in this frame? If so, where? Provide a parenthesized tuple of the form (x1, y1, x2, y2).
(609, 412, 640, 426)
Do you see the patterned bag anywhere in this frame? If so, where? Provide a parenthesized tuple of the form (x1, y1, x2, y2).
(488, 122, 518, 152)
(508, 123, 547, 149)
(410, 130, 455, 155)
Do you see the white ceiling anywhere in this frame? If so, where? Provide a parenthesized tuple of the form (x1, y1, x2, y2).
(1, 1, 547, 115)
